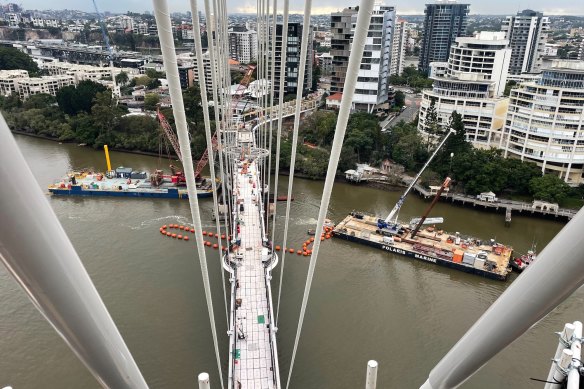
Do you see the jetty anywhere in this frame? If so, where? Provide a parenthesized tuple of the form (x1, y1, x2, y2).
(412, 183, 578, 222)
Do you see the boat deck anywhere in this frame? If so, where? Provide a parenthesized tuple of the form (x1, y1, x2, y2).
(228, 160, 278, 389)
(335, 214, 512, 278)
(48, 171, 215, 197)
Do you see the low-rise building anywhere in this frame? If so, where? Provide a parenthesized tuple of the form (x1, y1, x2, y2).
(326, 92, 342, 110)
(17, 75, 75, 100)
(0, 70, 29, 96)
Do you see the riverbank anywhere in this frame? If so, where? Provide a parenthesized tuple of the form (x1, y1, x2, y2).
(11, 129, 181, 160)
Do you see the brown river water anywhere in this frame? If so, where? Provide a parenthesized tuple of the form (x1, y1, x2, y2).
(0, 134, 581, 388)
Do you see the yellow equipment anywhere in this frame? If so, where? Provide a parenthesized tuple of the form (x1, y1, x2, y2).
(104, 145, 112, 172)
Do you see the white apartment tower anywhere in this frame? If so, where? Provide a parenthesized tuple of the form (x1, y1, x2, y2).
(502, 9, 550, 75)
(228, 26, 258, 64)
(418, 31, 512, 148)
(352, 3, 396, 113)
(500, 61, 584, 184)
(390, 18, 407, 76)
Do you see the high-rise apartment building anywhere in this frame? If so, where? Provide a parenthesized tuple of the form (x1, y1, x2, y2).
(501, 9, 550, 75)
(500, 61, 584, 184)
(390, 18, 408, 76)
(418, 32, 512, 148)
(228, 26, 258, 64)
(330, 4, 396, 112)
(330, 7, 358, 94)
(353, 4, 396, 112)
(418, 1, 469, 74)
(273, 22, 313, 96)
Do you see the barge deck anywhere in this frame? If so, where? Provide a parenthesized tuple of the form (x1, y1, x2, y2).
(333, 214, 512, 281)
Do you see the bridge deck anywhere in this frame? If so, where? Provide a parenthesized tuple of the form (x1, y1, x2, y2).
(229, 160, 276, 389)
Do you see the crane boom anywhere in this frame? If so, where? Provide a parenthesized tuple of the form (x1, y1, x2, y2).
(384, 128, 455, 223)
(156, 107, 182, 161)
(410, 177, 451, 239)
(92, 0, 118, 96)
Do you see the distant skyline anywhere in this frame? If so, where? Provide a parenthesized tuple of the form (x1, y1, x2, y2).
(18, 0, 584, 16)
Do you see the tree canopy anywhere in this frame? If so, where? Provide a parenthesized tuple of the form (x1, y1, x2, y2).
(56, 80, 107, 115)
(529, 174, 571, 203)
(0, 47, 39, 76)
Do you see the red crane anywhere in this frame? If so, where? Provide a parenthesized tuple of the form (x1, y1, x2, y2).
(156, 64, 256, 178)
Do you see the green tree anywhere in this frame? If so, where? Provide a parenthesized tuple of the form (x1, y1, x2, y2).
(147, 78, 161, 89)
(424, 97, 440, 134)
(0, 93, 22, 110)
(115, 71, 129, 86)
(90, 91, 127, 147)
(312, 65, 321, 90)
(231, 70, 244, 84)
(394, 91, 405, 108)
(503, 80, 517, 97)
(23, 93, 56, 109)
(144, 93, 160, 111)
(529, 174, 571, 203)
(145, 68, 165, 79)
(56, 80, 107, 115)
(0, 47, 40, 75)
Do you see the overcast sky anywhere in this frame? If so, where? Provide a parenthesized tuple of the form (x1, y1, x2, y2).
(25, 0, 584, 16)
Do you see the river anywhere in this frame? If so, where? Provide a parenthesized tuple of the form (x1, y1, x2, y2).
(1, 134, 581, 388)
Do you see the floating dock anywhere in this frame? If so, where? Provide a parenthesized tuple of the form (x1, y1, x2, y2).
(333, 213, 512, 281)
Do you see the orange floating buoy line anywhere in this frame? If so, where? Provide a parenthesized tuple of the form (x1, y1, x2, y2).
(157, 223, 337, 254)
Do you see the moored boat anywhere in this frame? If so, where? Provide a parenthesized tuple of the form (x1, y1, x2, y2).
(510, 250, 536, 273)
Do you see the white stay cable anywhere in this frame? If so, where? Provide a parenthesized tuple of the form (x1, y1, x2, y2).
(285, 1, 374, 387)
(273, 0, 290, 325)
(264, 0, 277, 235)
(277, 0, 312, 330)
(189, 0, 229, 330)
(152, 2, 224, 389)
(212, 0, 234, 299)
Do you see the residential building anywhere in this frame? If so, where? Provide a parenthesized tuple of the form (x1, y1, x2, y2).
(316, 52, 333, 75)
(16, 75, 75, 100)
(353, 4, 396, 112)
(543, 43, 559, 57)
(501, 9, 550, 75)
(182, 28, 194, 41)
(133, 22, 149, 35)
(192, 51, 215, 94)
(44, 62, 139, 84)
(228, 26, 258, 64)
(119, 16, 134, 31)
(418, 31, 512, 148)
(578, 40, 584, 61)
(0, 70, 29, 96)
(178, 65, 195, 89)
(331, 4, 397, 111)
(418, 1, 470, 74)
(500, 60, 584, 184)
(7, 12, 19, 27)
(390, 18, 408, 76)
(326, 92, 343, 110)
(330, 7, 358, 94)
(273, 22, 313, 96)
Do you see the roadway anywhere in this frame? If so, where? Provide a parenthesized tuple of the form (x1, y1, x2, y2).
(381, 90, 422, 131)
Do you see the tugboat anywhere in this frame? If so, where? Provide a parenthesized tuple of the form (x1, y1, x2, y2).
(510, 250, 536, 273)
